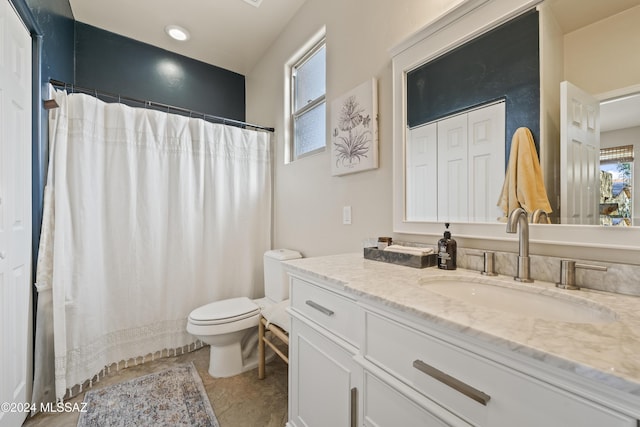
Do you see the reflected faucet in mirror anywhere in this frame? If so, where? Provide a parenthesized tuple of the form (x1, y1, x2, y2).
(506, 207, 533, 283)
(532, 209, 550, 224)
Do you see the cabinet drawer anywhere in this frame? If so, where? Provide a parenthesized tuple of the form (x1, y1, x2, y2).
(364, 311, 636, 427)
(364, 370, 472, 427)
(290, 276, 360, 346)
(365, 311, 488, 425)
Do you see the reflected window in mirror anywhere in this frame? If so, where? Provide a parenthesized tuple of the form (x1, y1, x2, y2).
(600, 145, 634, 226)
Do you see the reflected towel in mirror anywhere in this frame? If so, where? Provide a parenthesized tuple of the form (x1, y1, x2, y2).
(497, 127, 552, 222)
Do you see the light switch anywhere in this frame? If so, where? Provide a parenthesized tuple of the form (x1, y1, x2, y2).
(343, 206, 352, 225)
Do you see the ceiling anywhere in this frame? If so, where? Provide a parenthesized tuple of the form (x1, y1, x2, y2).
(546, 0, 639, 33)
(68, 0, 308, 76)
(601, 93, 640, 133)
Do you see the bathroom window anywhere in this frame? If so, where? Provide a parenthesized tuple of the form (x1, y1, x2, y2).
(289, 38, 326, 161)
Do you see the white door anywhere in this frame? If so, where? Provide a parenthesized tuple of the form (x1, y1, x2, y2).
(0, 1, 33, 426)
(437, 113, 468, 222)
(467, 102, 505, 222)
(406, 123, 437, 221)
(560, 81, 600, 225)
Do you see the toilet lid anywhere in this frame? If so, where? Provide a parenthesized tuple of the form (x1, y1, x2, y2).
(189, 297, 260, 325)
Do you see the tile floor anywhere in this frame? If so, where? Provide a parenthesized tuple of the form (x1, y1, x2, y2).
(22, 345, 288, 427)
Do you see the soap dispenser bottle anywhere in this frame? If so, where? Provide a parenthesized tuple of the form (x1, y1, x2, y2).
(438, 223, 457, 270)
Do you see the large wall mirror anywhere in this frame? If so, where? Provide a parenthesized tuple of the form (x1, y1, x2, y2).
(392, 0, 640, 259)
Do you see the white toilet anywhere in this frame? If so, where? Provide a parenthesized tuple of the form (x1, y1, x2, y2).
(186, 249, 302, 377)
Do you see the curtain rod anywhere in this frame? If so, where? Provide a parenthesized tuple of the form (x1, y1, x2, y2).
(47, 79, 275, 133)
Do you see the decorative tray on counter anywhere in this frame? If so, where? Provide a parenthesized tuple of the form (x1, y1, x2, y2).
(363, 247, 437, 269)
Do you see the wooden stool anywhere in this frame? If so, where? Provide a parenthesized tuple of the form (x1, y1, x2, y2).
(258, 315, 289, 379)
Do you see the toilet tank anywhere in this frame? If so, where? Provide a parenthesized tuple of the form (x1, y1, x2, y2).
(264, 249, 302, 302)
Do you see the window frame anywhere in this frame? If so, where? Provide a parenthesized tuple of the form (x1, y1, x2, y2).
(289, 37, 326, 161)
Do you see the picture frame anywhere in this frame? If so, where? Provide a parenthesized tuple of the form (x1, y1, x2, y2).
(330, 78, 378, 176)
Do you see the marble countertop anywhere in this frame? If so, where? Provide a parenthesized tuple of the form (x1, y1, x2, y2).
(284, 253, 640, 398)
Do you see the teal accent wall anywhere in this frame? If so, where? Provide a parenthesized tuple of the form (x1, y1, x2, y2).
(407, 10, 540, 159)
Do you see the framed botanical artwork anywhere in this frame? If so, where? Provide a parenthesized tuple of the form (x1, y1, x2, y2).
(331, 78, 378, 176)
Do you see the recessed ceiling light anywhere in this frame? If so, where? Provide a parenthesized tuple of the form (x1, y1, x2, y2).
(165, 25, 190, 41)
(243, 0, 263, 8)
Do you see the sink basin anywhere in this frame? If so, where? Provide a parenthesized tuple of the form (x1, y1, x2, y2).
(420, 277, 617, 324)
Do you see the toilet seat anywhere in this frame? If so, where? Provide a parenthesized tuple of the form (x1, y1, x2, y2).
(188, 297, 260, 326)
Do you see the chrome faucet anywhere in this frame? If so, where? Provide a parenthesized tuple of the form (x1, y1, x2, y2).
(469, 250, 498, 276)
(556, 260, 608, 290)
(506, 207, 533, 282)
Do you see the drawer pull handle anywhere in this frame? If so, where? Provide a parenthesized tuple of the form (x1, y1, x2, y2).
(413, 359, 491, 406)
(305, 300, 335, 317)
(350, 387, 357, 427)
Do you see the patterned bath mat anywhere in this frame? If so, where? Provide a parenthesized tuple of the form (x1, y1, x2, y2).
(77, 362, 219, 427)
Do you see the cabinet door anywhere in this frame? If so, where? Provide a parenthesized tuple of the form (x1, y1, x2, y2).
(437, 113, 468, 222)
(289, 319, 360, 427)
(467, 102, 505, 222)
(435, 101, 505, 222)
(406, 123, 438, 221)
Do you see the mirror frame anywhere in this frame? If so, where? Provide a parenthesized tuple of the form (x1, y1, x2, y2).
(391, 0, 640, 263)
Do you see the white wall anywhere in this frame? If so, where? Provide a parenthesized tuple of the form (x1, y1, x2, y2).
(246, 0, 462, 257)
(538, 1, 564, 222)
(564, 5, 640, 95)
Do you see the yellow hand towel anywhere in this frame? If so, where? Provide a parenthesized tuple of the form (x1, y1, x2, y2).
(497, 127, 552, 219)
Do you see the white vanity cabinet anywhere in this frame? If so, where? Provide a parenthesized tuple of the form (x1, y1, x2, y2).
(287, 275, 362, 427)
(287, 267, 639, 427)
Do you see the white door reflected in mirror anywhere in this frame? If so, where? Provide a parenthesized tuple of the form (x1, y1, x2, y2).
(560, 80, 601, 225)
(406, 101, 505, 223)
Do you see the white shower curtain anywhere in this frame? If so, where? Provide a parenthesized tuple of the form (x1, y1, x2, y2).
(32, 88, 272, 403)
